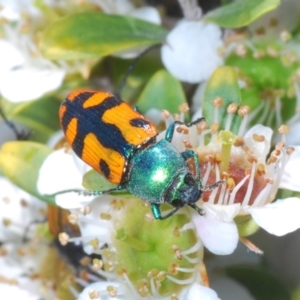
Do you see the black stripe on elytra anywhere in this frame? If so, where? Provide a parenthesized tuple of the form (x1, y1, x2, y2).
(99, 159, 110, 178)
(129, 118, 151, 128)
(61, 94, 135, 161)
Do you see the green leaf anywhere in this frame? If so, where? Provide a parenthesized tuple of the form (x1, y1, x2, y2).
(204, 0, 280, 28)
(0, 141, 55, 204)
(203, 66, 242, 134)
(225, 266, 291, 300)
(40, 13, 168, 60)
(136, 69, 186, 114)
(6, 96, 61, 143)
(82, 169, 117, 191)
(82, 170, 130, 196)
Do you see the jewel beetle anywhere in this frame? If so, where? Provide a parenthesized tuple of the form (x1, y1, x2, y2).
(59, 90, 223, 220)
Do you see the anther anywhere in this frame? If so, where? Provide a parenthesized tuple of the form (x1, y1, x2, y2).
(58, 232, 70, 246)
(278, 125, 289, 135)
(210, 123, 219, 134)
(275, 141, 285, 151)
(238, 105, 251, 116)
(168, 263, 179, 275)
(89, 238, 100, 251)
(234, 137, 244, 147)
(162, 110, 170, 119)
(176, 125, 189, 134)
(107, 285, 118, 297)
(178, 103, 189, 113)
(235, 44, 247, 57)
(68, 213, 78, 224)
(92, 259, 103, 271)
(88, 290, 100, 299)
(253, 134, 265, 142)
(110, 199, 125, 210)
(213, 97, 224, 107)
(226, 178, 235, 191)
(227, 103, 238, 114)
(100, 212, 112, 220)
(286, 147, 295, 155)
(79, 206, 91, 215)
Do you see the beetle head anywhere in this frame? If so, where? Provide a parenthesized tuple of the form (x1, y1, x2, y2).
(165, 173, 202, 208)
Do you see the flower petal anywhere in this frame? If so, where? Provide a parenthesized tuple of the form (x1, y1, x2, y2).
(243, 125, 273, 162)
(0, 40, 24, 72)
(246, 198, 300, 236)
(179, 283, 221, 300)
(161, 20, 223, 83)
(37, 149, 83, 195)
(279, 146, 300, 192)
(193, 213, 239, 255)
(203, 202, 240, 221)
(0, 66, 65, 102)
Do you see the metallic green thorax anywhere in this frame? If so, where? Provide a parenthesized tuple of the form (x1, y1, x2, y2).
(127, 139, 187, 203)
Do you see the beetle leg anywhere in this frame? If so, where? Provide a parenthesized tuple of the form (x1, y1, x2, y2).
(48, 184, 126, 197)
(151, 203, 181, 220)
(181, 150, 202, 189)
(165, 118, 205, 143)
(188, 203, 205, 216)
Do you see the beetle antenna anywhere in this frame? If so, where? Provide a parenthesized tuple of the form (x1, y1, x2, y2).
(201, 180, 225, 191)
(116, 43, 162, 98)
(0, 104, 31, 140)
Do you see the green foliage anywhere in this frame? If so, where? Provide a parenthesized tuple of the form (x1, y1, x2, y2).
(226, 50, 298, 125)
(203, 66, 242, 134)
(225, 265, 291, 300)
(40, 13, 167, 60)
(205, 0, 280, 28)
(5, 96, 62, 143)
(0, 141, 55, 204)
(136, 70, 187, 114)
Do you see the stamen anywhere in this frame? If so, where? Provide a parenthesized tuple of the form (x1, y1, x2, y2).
(237, 105, 250, 137)
(228, 174, 250, 205)
(181, 254, 201, 264)
(122, 273, 139, 297)
(150, 277, 160, 298)
(252, 182, 273, 207)
(241, 162, 256, 206)
(202, 162, 212, 185)
(266, 109, 275, 127)
(179, 222, 195, 232)
(225, 103, 238, 130)
(175, 266, 198, 273)
(275, 96, 282, 128)
(166, 275, 195, 285)
(278, 124, 289, 144)
(248, 101, 264, 124)
(256, 101, 269, 125)
(181, 240, 202, 255)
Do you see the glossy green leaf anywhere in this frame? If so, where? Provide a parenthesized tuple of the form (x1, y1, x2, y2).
(6, 96, 61, 143)
(204, 0, 280, 28)
(82, 170, 130, 196)
(203, 66, 242, 134)
(0, 141, 55, 204)
(82, 169, 117, 191)
(225, 266, 291, 300)
(136, 69, 186, 114)
(40, 13, 167, 60)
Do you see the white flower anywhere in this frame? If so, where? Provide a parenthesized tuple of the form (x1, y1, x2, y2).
(161, 20, 223, 83)
(37, 142, 226, 298)
(0, 2, 66, 102)
(170, 100, 300, 238)
(0, 177, 46, 242)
